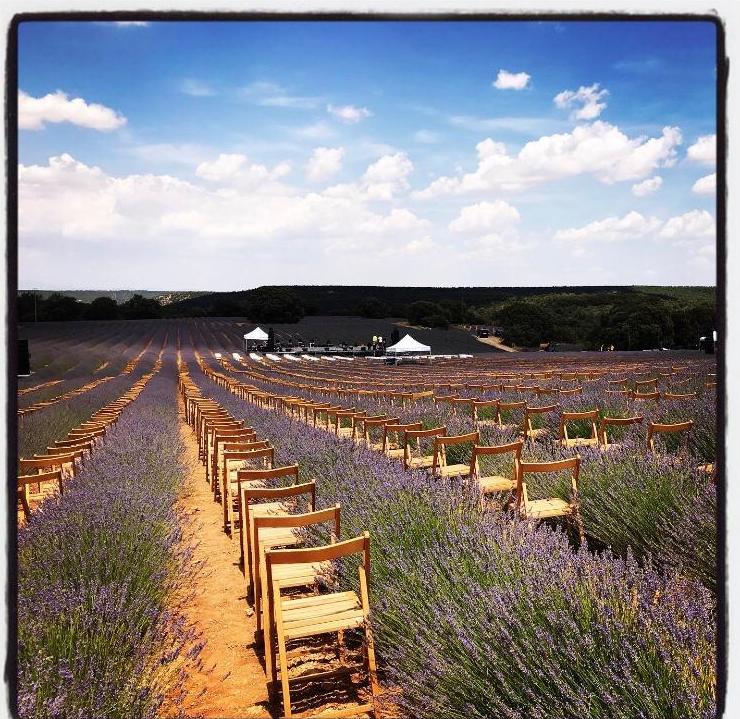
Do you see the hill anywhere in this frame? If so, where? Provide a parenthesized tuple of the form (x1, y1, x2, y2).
(19, 289, 211, 305)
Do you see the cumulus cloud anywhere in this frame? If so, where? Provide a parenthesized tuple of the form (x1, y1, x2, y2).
(449, 200, 520, 233)
(554, 211, 662, 246)
(658, 209, 715, 240)
(306, 147, 345, 182)
(554, 208, 715, 260)
(692, 173, 716, 195)
(19, 90, 127, 131)
(19, 153, 430, 260)
(195, 153, 291, 185)
(114, 21, 149, 27)
(493, 70, 531, 90)
(361, 152, 414, 199)
(554, 83, 609, 120)
(327, 104, 372, 123)
(687, 134, 716, 165)
(631, 175, 663, 197)
(414, 121, 681, 198)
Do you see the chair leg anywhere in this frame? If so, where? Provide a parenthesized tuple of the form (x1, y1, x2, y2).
(277, 633, 292, 718)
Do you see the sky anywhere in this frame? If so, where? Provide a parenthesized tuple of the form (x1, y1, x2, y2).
(17, 19, 718, 290)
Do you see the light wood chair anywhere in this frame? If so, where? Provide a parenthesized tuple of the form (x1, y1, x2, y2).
(222, 446, 275, 534)
(599, 415, 644, 449)
(470, 440, 523, 503)
(521, 404, 560, 441)
(403, 426, 447, 471)
(559, 409, 600, 448)
(472, 399, 500, 428)
(382, 422, 422, 460)
(515, 456, 584, 541)
(495, 400, 527, 431)
(265, 533, 379, 719)
(646, 420, 694, 454)
(431, 431, 480, 478)
(17, 469, 64, 519)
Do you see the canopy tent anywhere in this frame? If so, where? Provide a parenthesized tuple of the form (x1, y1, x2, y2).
(385, 333, 431, 355)
(244, 327, 269, 341)
(244, 326, 269, 351)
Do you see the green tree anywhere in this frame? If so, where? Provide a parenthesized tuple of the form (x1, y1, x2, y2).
(493, 301, 554, 347)
(121, 294, 162, 320)
(85, 296, 119, 320)
(246, 287, 305, 323)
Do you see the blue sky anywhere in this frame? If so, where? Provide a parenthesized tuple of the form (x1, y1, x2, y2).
(18, 19, 718, 289)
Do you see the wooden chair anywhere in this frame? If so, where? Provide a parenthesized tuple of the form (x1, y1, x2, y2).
(472, 399, 500, 428)
(515, 456, 584, 541)
(493, 400, 526, 432)
(646, 420, 694, 454)
(223, 447, 275, 534)
(351, 415, 386, 444)
(635, 378, 659, 393)
(255, 505, 341, 664)
(470, 441, 523, 503)
(559, 409, 600, 448)
(20, 453, 79, 479)
(431, 431, 480, 478)
(363, 417, 399, 450)
(662, 391, 698, 402)
(521, 404, 559, 441)
(238, 465, 303, 584)
(631, 390, 660, 404)
(265, 533, 379, 719)
(382, 422, 422, 460)
(17, 469, 64, 519)
(599, 415, 644, 449)
(333, 410, 363, 439)
(403, 426, 447, 471)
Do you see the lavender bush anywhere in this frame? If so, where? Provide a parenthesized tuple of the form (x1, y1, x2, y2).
(191, 361, 716, 718)
(18, 362, 198, 719)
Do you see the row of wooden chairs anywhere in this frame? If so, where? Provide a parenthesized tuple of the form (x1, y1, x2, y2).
(17, 358, 163, 521)
(181, 361, 380, 718)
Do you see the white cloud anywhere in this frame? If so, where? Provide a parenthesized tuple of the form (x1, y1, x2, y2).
(290, 122, 336, 140)
(692, 173, 716, 195)
(631, 175, 663, 197)
(414, 122, 681, 198)
(554, 83, 609, 120)
(413, 129, 442, 144)
(19, 90, 127, 131)
(554, 211, 662, 246)
(687, 134, 716, 165)
(449, 200, 520, 233)
(114, 21, 148, 27)
(306, 147, 345, 182)
(195, 153, 291, 185)
(554, 208, 715, 261)
(241, 81, 321, 109)
(493, 70, 531, 90)
(19, 153, 430, 261)
(327, 104, 372, 123)
(180, 78, 215, 97)
(448, 115, 558, 135)
(361, 152, 413, 199)
(658, 209, 715, 240)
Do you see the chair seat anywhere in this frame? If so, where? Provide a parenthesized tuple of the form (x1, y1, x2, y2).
(279, 591, 364, 641)
(524, 498, 572, 519)
(367, 441, 384, 451)
(562, 437, 599, 448)
(407, 456, 434, 469)
(438, 464, 471, 478)
(336, 427, 353, 437)
(475, 418, 499, 427)
(526, 428, 550, 439)
(257, 527, 301, 550)
(248, 501, 287, 517)
(385, 448, 405, 459)
(272, 560, 331, 590)
(478, 475, 516, 493)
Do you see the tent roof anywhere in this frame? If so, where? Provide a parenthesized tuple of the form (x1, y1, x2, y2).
(386, 333, 431, 354)
(244, 327, 269, 341)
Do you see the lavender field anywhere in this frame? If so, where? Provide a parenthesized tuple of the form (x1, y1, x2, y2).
(16, 318, 719, 719)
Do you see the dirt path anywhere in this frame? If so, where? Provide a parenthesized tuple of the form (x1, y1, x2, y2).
(174, 416, 272, 718)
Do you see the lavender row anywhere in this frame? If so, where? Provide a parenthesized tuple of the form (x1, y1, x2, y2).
(17, 362, 198, 719)
(190, 364, 716, 719)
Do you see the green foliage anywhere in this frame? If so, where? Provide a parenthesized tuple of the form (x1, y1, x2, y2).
(246, 287, 305, 323)
(407, 301, 450, 328)
(120, 294, 162, 320)
(85, 297, 120, 320)
(355, 296, 391, 319)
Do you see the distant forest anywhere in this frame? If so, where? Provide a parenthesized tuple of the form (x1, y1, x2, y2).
(17, 285, 716, 351)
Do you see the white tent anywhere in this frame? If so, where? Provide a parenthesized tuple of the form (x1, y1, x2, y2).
(244, 327, 269, 351)
(244, 327, 269, 341)
(385, 333, 431, 355)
